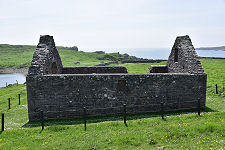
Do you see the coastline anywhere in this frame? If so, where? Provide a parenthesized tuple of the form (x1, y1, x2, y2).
(0, 68, 28, 75)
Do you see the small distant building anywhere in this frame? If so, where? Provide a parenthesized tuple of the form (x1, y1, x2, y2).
(27, 35, 206, 121)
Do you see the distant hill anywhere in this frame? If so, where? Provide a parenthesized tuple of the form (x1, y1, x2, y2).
(196, 46, 225, 51)
(0, 44, 141, 69)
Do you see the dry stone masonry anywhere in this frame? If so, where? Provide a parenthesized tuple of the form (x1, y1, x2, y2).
(26, 35, 207, 121)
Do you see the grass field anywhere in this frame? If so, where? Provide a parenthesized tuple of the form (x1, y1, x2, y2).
(0, 85, 224, 149)
(0, 44, 225, 149)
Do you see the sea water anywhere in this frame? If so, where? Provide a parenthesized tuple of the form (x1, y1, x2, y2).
(0, 73, 26, 88)
(81, 48, 225, 59)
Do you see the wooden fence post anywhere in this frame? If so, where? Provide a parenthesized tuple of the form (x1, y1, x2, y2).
(123, 104, 127, 126)
(41, 111, 44, 130)
(198, 99, 201, 116)
(1, 113, 4, 131)
(18, 94, 21, 105)
(8, 98, 10, 109)
(161, 102, 164, 120)
(216, 84, 218, 94)
(223, 81, 224, 93)
(83, 107, 87, 131)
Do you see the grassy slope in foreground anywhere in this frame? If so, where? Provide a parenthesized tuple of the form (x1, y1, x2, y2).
(0, 58, 224, 149)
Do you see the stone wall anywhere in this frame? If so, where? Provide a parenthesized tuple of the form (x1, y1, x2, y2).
(62, 66, 127, 74)
(148, 65, 168, 73)
(28, 35, 63, 76)
(26, 35, 207, 121)
(27, 73, 206, 121)
(167, 35, 204, 74)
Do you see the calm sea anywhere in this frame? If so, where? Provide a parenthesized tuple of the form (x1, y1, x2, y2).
(0, 74, 26, 88)
(81, 48, 225, 59)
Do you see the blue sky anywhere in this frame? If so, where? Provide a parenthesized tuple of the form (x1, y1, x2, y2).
(0, 0, 225, 49)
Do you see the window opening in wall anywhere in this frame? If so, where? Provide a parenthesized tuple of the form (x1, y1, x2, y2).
(174, 48, 178, 62)
(117, 80, 129, 93)
(51, 62, 58, 74)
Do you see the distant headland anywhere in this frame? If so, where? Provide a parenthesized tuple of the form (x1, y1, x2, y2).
(196, 46, 225, 51)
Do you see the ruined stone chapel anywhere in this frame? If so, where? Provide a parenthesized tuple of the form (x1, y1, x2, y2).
(26, 35, 207, 121)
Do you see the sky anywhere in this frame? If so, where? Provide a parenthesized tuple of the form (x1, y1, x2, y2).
(0, 0, 225, 49)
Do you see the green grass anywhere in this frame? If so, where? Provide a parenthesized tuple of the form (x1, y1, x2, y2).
(0, 47, 225, 149)
(0, 84, 224, 149)
(201, 58, 225, 98)
(110, 61, 167, 73)
(0, 44, 136, 68)
(0, 44, 35, 68)
(0, 44, 107, 68)
(0, 110, 224, 149)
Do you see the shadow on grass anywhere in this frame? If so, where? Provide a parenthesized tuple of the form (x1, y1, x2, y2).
(22, 106, 216, 128)
(203, 106, 216, 112)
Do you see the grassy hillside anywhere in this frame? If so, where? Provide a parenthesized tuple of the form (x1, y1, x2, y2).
(0, 44, 35, 68)
(0, 57, 224, 149)
(0, 44, 136, 68)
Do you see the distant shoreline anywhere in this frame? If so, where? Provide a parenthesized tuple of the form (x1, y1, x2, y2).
(197, 49, 225, 51)
(196, 46, 225, 51)
(199, 57, 225, 59)
(0, 68, 28, 75)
